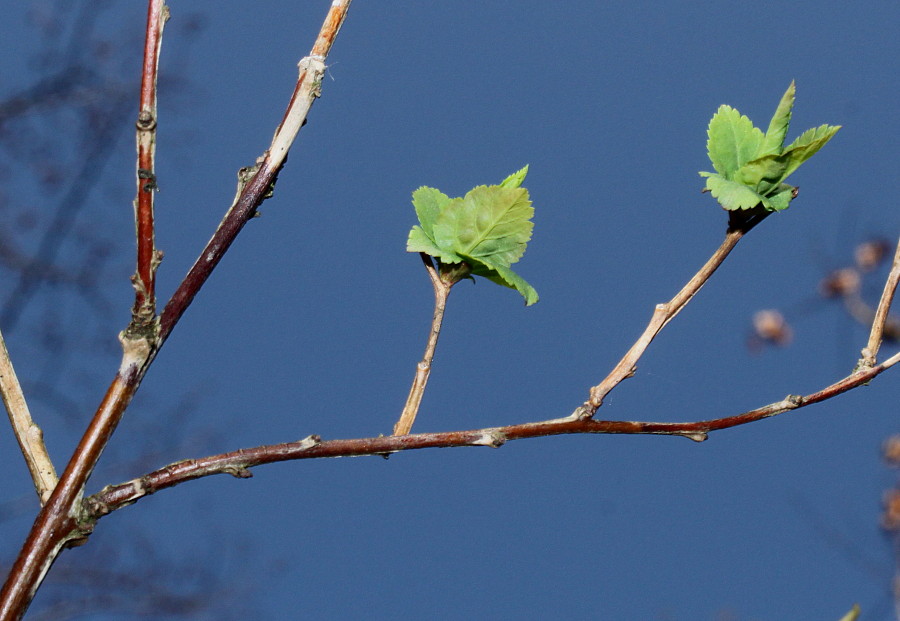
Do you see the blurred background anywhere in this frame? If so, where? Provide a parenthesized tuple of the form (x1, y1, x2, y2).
(1, 1, 898, 619)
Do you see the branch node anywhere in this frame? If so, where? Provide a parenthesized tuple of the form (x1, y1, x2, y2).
(296, 434, 322, 450)
(472, 430, 507, 448)
(784, 394, 803, 407)
(683, 432, 708, 442)
(136, 109, 156, 130)
(223, 466, 253, 479)
(570, 405, 595, 420)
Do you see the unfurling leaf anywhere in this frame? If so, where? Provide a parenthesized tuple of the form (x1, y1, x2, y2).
(700, 82, 839, 212)
(760, 80, 795, 156)
(406, 167, 539, 305)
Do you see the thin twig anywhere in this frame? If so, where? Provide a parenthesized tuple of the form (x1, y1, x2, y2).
(579, 215, 764, 417)
(0, 327, 58, 504)
(860, 236, 900, 367)
(159, 0, 350, 341)
(0, 3, 353, 619)
(394, 254, 452, 435)
(85, 348, 900, 520)
(130, 0, 168, 331)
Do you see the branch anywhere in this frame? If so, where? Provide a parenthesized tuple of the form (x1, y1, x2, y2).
(577, 211, 769, 417)
(860, 236, 900, 367)
(0, 3, 353, 619)
(394, 254, 453, 436)
(130, 0, 168, 331)
(0, 327, 58, 504)
(85, 348, 900, 520)
(158, 0, 350, 342)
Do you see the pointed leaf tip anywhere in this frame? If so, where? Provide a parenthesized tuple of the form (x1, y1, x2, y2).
(761, 80, 796, 156)
(499, 165, 529, 189)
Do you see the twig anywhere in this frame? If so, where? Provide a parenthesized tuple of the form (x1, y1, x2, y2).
(0, 327, 58, 504)
(130, 0, 168, 332)
(578, 213, 767, 417)
(860, 236, 900, 367)
(85, 348, 900, 520)
(394, 254, 453, 435)
(0, 3, 353, 619)
(159, 0, 349, 341)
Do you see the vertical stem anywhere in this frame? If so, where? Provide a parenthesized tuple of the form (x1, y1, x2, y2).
(0, 327, 58, 503)
(131, 0, 168, 329)
(394, 255, 452, 436)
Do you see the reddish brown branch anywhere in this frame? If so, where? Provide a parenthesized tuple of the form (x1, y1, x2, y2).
(160, 0, 351, 342)
(0, 3, 353, 619)
(85, 350, 900, 520)
(0, 346, 144, 621)
(131, 0, 168, 329)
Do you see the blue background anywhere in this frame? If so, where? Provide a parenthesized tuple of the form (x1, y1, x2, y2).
(1, 1, 898, 619)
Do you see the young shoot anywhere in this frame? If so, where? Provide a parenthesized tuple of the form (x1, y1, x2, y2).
(393, 166, 538, 435)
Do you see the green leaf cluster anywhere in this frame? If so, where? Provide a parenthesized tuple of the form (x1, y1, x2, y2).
(699, 81, 840, 211)
(407, 166, 539, 305)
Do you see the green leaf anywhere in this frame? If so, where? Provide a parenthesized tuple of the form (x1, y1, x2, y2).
(499, 165, 529, 189)
(407, 167, 538, 305)
(706, 105, 765, 179)
(411, 186, 452, 241)
(737, 123, 841, 192)
(735, 153, 791, 195)
(701, 173, 797, 212)
(760, 80, 795, 156)
(468, 257, 539, 306)
(432, 185, 533, 268)
(763, 184, 797, 211)
(780, 123, 841, 177)
(407, 226, 461, 263)
(701, 172, 767, 210)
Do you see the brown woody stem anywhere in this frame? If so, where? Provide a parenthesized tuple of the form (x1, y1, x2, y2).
(130, 0, 167, 331)
(394, 254, 452, 435)
(0, 2, 353, 619)
(860, 236, 900, 367)
(85, 347, 900, 519)
(577, 212, 768, 417)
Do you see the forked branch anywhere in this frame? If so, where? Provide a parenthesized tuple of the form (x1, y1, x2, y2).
(0, 2, 353, 619)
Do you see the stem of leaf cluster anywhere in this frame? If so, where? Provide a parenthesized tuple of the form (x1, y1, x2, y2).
(579, 212, 768, 416)
(394, 254, 452, 435)
(860, 236, 900, 367)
